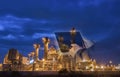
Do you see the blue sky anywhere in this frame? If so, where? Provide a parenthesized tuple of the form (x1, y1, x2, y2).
(0, 0, 120, 64)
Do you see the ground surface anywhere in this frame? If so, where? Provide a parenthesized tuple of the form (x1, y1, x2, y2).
(0, 71, 120, 77)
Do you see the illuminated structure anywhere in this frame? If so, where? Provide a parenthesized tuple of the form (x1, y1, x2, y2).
(1, 28, 119, 71)
(3, 48, 23, 71)
(42, 37, 50, 60)
(33, 44, 40, 61)
(70, 27, 76, 44)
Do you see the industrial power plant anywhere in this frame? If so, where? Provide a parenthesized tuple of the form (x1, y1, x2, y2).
(1, 28, 120, 72)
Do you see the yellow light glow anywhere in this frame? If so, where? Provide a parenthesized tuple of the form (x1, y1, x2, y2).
(101, 65, 104, 69)
(91, 68, 94, 71)
(95, 66, 99, 68)
(59, 65, 62, 69)
(42, 59, 45, 61)
(36, 68, 39, 71)
(82, 59, 87, 62)
(90, 64, 94, 67)
(86, 66, 89, 70)
(34, 61, 36, 63)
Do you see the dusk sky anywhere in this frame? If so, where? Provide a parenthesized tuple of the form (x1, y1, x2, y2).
(0, 0, 120, 64)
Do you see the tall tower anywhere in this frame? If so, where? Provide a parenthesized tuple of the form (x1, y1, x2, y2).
(70, 27, 76, 44)
(42, 37, 50, 60)
(33, 44, 40, 61)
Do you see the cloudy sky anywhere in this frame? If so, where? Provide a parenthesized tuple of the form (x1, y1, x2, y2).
(0, 0, 120, 64)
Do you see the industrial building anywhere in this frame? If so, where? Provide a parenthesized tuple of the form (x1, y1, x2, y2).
(1, 28, 118, 71)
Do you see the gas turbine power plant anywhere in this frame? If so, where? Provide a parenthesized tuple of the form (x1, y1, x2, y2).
(1, 28, 120, 71)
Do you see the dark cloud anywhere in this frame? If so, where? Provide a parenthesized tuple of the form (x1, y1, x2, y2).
(0, 0, 120, 64)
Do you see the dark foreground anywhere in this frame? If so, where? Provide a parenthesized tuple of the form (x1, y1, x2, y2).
(0, 71, 120, 77)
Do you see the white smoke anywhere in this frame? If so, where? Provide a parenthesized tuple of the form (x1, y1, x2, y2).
(69, 44, 82, 58)
(82, 37, 94, 48)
